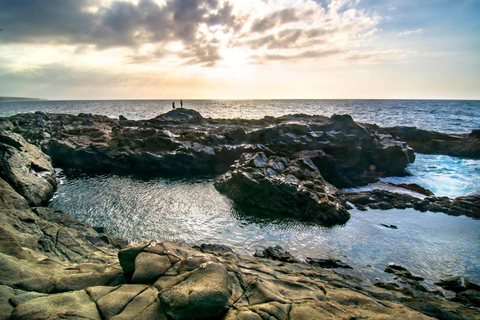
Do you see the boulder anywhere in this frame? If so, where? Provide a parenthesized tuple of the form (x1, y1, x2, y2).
(215, 152, 350, 225)
(0, 131, 56, 206)
(159, 263, 233, 319)
(254, 246, 298, 263)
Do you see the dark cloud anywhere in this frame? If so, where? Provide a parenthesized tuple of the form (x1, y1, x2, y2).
(254, 48, 342, 63)
(250, 8, 300, 33)
(0, 0, 237, 65)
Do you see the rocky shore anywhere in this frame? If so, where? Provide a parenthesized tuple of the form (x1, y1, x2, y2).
(1, 109, 479, 319)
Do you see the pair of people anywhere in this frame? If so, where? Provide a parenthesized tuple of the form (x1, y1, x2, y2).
(172, 99, 183, 109)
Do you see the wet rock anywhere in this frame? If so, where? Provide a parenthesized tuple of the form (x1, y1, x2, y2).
(388, 182, 434, 196)
(434, 276, 465, 293)
(0, 131, 56, 206)
(380, 224, 398, 229)
(382, 126, 480, 158)
(215, 152, 350, 225)
(195, 243, 235, 256)
(385, 264, 427, 292)
(306, 257, 353, 269)
(254, 245, 298, 263)
(159, 263, 233, 319)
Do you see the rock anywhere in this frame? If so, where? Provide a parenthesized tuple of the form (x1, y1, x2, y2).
(8, 110, 415, 184)
(306, 257, 353, 269)
(434, 276, 465, 293)
(0, 131, 56, 206)
(132, 252, 172, 284)
(195, 243, 235, 256)
(254, 246, 298, 263)
(96, 284, 149, 319)
(215, 152, 350, 225)
(0, 178, 30, 211)
(388, 183, 434, 196)
(10, 290, 102, 320)
(382, 126, 480, 158)
(380, 224, 398, 229)
(0, 285, 14, 320)
(119, 115, 128, 121)
(159, 263, 233, 319)
(385, 264, 427, 292)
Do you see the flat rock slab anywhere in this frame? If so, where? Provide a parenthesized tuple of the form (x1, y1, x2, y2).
(10, 290, 102, 320)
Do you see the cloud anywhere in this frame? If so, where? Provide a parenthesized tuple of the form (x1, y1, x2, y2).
(0, 0, 395, 68)
(397, 28, 423, 36)
(0, 0, 237, 65)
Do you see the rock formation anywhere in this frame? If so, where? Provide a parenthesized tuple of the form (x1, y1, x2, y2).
(214, 152, 351, 225)
(0, 124, 479, 319)
(3, 109, 415, 187)
(379, 126, 480, 158)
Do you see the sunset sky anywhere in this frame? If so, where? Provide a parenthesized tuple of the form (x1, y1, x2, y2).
(0, 0, 479, 100)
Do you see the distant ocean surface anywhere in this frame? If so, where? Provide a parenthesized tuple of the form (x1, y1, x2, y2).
(1, 99, 479, 134)
(2, 99, 480, 285)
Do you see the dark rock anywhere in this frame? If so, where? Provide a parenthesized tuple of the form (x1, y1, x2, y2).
(119, 115, 128, 121)
(380, 224, 398, 229)
(196, 243, 235, 256)
(434, 276, 465, 293)
(306, 257, 353, 269)
(254, 245, 298, 263)
(470, 129, 480, 139)
(382, 126, 480, 158)
(385, 264, 424, 282)
(215, 152, 350, 225)
(388, 183, 434, 196)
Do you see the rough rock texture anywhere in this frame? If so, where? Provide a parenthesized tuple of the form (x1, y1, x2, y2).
(1, 113, 479, 319)
(5, 110, 414, 187)
(0, 131, 56, 206)
(380, 126, 480, 158)
(214, 152, 351, 225)
(345, 189, 480, 219)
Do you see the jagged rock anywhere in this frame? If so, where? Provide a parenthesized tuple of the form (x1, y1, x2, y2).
(385, 264, 427, 292)
(159, 263, 233, 319)
(215, 152, 350, 225)
(434, 276, 465, 293)
(0, 131, 56, 206)
(306, 257, 353, 269)
(388, 182, 434, 196)
(10, 290, 102, 320)
(8, 110, 415, 185)
(382, 126, 480, 158)
(346, 190, 480, 219)
(254, 245, 298, 263)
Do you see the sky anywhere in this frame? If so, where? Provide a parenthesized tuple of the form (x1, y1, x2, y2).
(0, 0, 479, 100)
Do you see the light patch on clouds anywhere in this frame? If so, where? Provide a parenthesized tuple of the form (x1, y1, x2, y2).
(398, 29, 423, 36)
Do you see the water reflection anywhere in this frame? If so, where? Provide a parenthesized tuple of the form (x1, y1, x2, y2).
(50, 168, 480, 286)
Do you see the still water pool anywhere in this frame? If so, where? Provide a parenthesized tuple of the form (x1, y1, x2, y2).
(50, 154, 480, 285)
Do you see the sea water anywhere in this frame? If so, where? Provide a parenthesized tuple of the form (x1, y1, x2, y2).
(1, 99, 479, 133)
(1, 99, 479, 285)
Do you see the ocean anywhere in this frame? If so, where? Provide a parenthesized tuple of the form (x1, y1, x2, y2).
(1, 99, 479, 286)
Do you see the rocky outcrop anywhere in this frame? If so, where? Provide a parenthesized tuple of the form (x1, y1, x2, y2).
(345, 189, 480, 219)
(6, 110, 414, 187)
(380, 126, 480, 158)
(0, 131, 56, 206)
(214, 152, 351, 225)
(2, 112, 479, 319)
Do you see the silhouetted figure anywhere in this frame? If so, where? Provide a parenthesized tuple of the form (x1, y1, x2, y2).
(180, 99, 183, 108)
(172, 101, 175, 110)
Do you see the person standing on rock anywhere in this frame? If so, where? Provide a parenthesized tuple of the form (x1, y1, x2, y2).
(172, 101, 175, 110)
(180, 99, 183, 108)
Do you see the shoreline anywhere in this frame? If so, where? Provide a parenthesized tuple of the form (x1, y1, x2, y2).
(1, 109, 479, 319)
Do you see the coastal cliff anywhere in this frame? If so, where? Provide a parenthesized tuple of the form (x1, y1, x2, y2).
(1, 110, 479, 319)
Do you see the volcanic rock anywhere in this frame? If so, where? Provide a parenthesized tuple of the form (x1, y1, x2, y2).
(214, 152, 351, 225)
